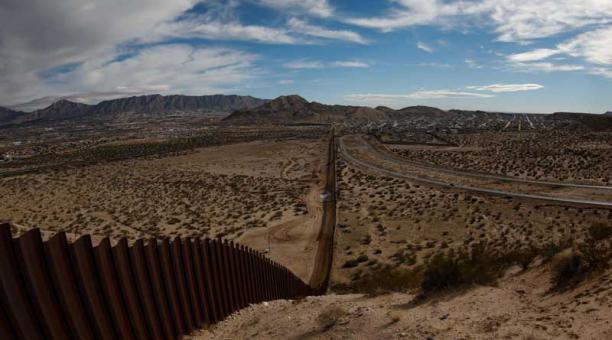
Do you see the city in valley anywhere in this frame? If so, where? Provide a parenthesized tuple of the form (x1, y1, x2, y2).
(1, 1, 612, 339)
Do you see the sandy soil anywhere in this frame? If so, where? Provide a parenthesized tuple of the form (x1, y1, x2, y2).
(0, 138, 326, 275)
(332, 157, 611, 286)
(191, 264, 612, 340)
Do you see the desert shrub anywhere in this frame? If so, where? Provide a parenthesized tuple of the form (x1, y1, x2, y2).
(332, 266, 421, 296)
(551, 234, 611, 291)
(421, 245, 506, 295)
(317, 306, 348, 331)
(588, 222, 612, 241)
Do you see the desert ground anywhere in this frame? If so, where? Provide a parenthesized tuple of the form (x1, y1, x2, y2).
(1, 125, 611, 339)
(0, 137, 326, 280)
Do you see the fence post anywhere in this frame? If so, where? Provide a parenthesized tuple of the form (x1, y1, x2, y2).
(170, 238, 195, 333)
(143, 239, 177, 340)
(210, 239, 231, 319)
(191, 239, 213, 326)
(180, 239, 204, 328)
(46, 231, 97, 340)
(129, 239, 165, 340)
(0, 224, 42, 339)
(92, 238, 134, 340)
(220, 240, 238, 314)
(158, 239, 185, 337)
(112, 238, 150, 340)
(202, 239, 223, 322)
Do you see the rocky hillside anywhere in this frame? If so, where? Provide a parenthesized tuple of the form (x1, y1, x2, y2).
(223, 95, 450, 124)
(549, 112, 612, 131)
(0, 94, 268, 126)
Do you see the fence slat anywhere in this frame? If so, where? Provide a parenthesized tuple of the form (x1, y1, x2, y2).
(158, 239, 185, 338)
(202, 239, 223, 322)
(71, 235, 117, 340)
(93, 238, 135, 340)
(46, 232, 96, 340)
(15, 229, 70, 339)
(0, 224, 42, 339)
(0, 300, 15, 340)
(191, 240, 213, 326)
(0, 224, 315, 339)
(224, 241, 241, 311)
(130, 239, 165, 340)
(171, 238, 195, 332)
(112, 239, 150, 340)
(210, 240, 230, 318)
(180, 239, 204, 327)
(144, 240, 177, 340)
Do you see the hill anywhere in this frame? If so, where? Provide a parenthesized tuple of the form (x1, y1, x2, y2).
(223, 95, 447, 124)
(0, 107, 24, 124)
(0, 94, 268, 126)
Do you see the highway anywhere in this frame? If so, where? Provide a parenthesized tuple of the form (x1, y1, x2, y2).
(339, 135, 612, 209)
(368, 136, 612, 191)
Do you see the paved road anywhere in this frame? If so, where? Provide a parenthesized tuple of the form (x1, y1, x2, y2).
(368, 136, 612, 191)
(339, 135, 612, 209)
(308, 129, 337, 294)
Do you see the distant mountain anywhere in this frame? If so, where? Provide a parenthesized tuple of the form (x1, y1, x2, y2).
(0, 107, 24, 124)
(225, 95, 401, 124)
(0, 94, 268, 126)
(605, 111, 612, 116)
(93, 94, 267, 115)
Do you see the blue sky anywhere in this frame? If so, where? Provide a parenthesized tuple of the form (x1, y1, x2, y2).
(1, 0, 612, 113)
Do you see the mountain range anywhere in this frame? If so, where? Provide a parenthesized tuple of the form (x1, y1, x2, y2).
(2, 93, 611, 129)
(0, 94, 268, 126)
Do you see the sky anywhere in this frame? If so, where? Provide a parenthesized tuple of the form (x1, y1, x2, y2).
(1, 0, 612, 113)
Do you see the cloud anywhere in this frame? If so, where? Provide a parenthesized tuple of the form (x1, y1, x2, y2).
(330, 61, 370, 68)
(507, 49, 560, 62)
(284, 60, 370, 69)
(278, 79, 294, 85)
(344, 0, 612, 43)
(417, 41, 434, 53)
(8, 44, 258, 110)
(258, 0, 333, 17)
(287, 18, 369, 44)
(283, 60, 325, 69)
(468, 83, 544, 92)
(346, 90, 494, 101)
(557, 26, 612, 65)
(0, 0, 198, 105)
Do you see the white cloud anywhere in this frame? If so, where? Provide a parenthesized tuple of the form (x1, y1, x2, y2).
(283, 60, 325, 69)
(589, 67, 612, 78)
(508, 62, 585, 73)
(0, 0, 198, 105)
(468, 83, 544, 92)
(8, 45, 258, 110)
(258, 0, 333, 17)
(149, 19, 299, 44)
(407, 90, 494, 99)
(507, 49, 560, 62)
(344, 0, 612, 43)
(278, 79, 294, 85)
(346, 90, 494, 101)
(284, 60, 369, 69)
(417, 41, 434, 53)
(558, 26, 612, 65)
(331, 61, 370, 68)
(287, 18, 369, 44)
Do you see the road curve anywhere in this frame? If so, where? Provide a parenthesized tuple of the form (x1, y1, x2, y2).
(339, 136, 612, 209)
(368, 136, 612, 191)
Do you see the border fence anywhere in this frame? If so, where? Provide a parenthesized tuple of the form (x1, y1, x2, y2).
(0, 223, 316, 339)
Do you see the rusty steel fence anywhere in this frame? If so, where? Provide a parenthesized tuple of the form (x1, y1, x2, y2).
(0, 223, 315, 339)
